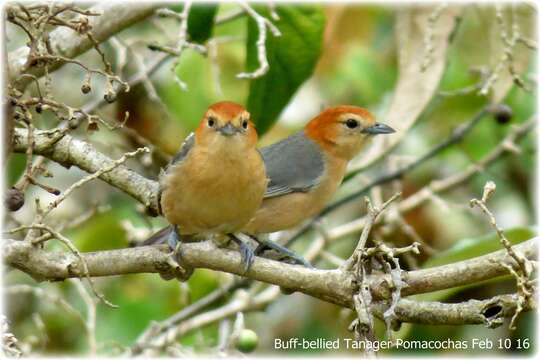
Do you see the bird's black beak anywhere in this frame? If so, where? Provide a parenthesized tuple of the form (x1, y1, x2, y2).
(218, 123, 239, 137)
(361, 122, 395, 135)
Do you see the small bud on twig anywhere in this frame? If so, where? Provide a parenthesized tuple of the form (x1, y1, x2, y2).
(81, 73, 92, 94)
(104, 91, 116, 103)
(87, 121, 99, 132)
(81, 84, 91, 94)
(481, 181, 496, 203)
(4, 187, 25, 212)
(488, 104, 513, 125)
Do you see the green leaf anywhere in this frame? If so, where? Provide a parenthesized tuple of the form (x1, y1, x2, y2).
(414, 226, 536, 302)
(187, 4, 218, 43)
(245, 5, 325, 135)
(422, 226, 536, 269)
(169, 3, 218, 43)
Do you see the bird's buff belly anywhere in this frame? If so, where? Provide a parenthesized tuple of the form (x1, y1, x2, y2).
(160, 164, 266, 235)
(243, 187, 334, 234)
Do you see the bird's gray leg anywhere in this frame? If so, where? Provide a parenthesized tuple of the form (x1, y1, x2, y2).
(228, 233, 254, 273)
(168, 225, 187, 266)
(162, 225, 193, 281)
(167, 225, 182, 251)
(249, 234, 313, 268)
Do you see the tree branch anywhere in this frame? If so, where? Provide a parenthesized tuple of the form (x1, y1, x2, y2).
(132, 289, 529, 353)
(371, 294, 530, 328)
(11, 128, 159, 214)
(369, 237, 538, 299)
(4, 237, 536, 311)
(6, 237, 535, 332)
(7, 3, 161, 87)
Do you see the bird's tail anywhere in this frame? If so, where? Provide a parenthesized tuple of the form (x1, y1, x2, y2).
(141, 225, 173, 246)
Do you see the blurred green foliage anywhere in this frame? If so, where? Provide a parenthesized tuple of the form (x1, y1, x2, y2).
(4, 3, 536, 357)
(423, 226, 535, 269)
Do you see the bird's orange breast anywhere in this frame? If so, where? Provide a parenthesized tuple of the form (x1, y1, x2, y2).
(160, 145, 267, 235)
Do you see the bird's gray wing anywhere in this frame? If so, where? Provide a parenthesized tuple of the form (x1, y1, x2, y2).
(169, 132, 195, 168)
(261, 131, 325, 199)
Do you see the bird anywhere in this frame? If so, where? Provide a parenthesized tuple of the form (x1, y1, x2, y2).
(145, 101, 268, 272)
(241, 105, 395, 265)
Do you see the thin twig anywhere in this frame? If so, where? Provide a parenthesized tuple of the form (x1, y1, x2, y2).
(5, 285, 86, 328)
(71, 279, 97, 354)
(7, 225, 117, 308)
(345, 192, 402, 269)
(470, 181, 535, 330)
(43, 147, 149, 217)
(236, 2, 281, 79)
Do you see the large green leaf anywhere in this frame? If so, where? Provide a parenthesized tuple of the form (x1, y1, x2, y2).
(245, 5, 325, 135)
(169, 3, 218, 43)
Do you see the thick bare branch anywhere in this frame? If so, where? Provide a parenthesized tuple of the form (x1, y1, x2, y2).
(11, 128, 159, 214)
(369, 238, 538, 299)
(139, 290, 531, 352)
(371, 294, 531, 328)
(4, 237, 536, 310)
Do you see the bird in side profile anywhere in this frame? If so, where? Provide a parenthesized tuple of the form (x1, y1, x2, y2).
(146, 101, 268, 272)
(242, 106, 395, 265)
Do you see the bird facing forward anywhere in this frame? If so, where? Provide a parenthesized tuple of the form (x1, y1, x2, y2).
(151, 101, 267, 271)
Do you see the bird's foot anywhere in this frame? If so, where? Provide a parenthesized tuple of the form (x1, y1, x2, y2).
(229, 234, 255, 273)
(167, 225, 181, 253)
(252, 236, 313, 268)
(161, 225, 193, 281)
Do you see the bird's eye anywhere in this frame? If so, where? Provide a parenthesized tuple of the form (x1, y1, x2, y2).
(242, 119, 248, 129)
(208, 117, 216, 127)
(345, 118, 358, 129)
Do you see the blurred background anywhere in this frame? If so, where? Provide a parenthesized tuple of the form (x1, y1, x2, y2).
(3, 2, 536, 356)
